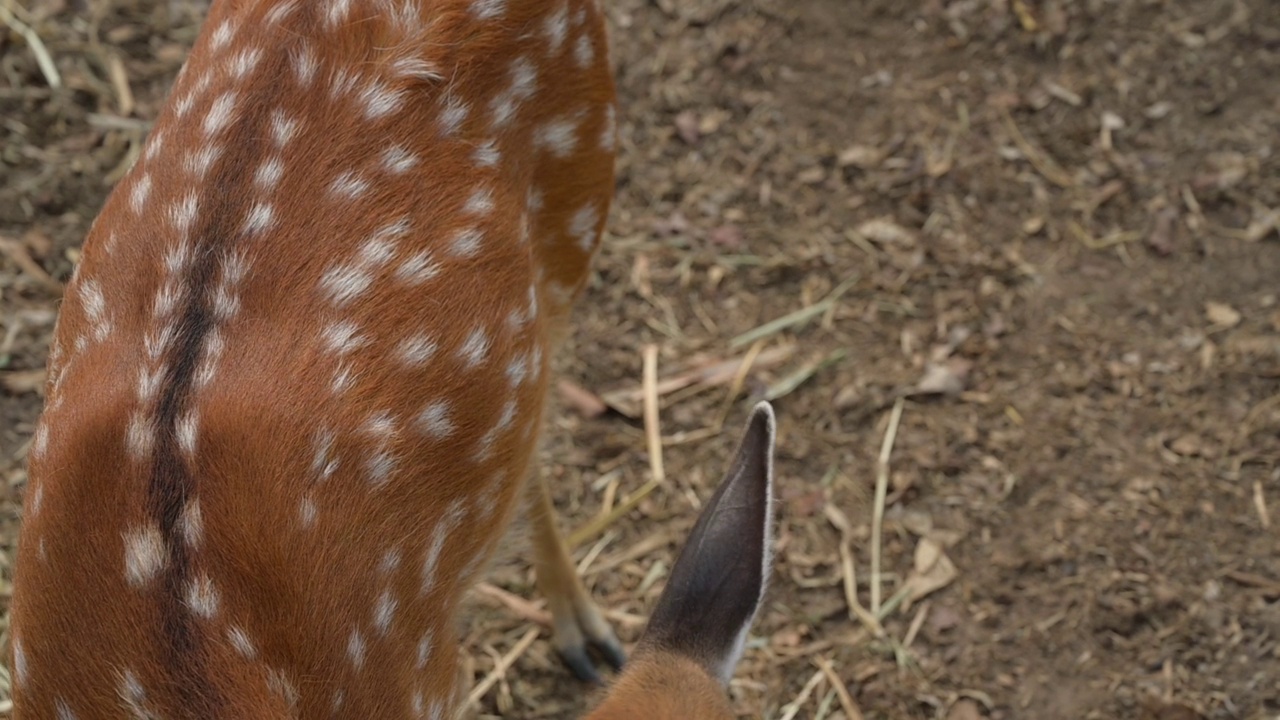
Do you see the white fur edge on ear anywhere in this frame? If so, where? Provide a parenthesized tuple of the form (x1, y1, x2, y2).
(709, 400, 778, 686)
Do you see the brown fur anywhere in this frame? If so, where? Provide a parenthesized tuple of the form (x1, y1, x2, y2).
(11, 0, 616, 717)
(584, 655, 736, 720)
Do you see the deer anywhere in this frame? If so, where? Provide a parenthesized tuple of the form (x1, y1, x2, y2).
(7, 0, 778, 718)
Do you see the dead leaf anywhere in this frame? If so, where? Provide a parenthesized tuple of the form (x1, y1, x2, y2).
(797, 166, 826, 185)
(913, 358, 971, 396)
(1146, 206, 1178, 256)
(708, 224, 744, 250)
(557, 379, 607, 418)
(1243, 207, 1279, 242)
(1139, 696, 1204, 720)
(902, 538, 958, 610)
(837, 144, 885, 170)
(652, 211, 689, 237)
(1205, 301, 1241, 328)
(855, 218, 916, 246)
(1194, 151, 1248, 191)
(674, 110, 700, 145)
(1170, 434, 1214, 458)
(946, 698, 984, 720)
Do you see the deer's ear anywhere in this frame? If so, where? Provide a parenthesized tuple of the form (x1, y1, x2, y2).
(636, 401, 777, 686)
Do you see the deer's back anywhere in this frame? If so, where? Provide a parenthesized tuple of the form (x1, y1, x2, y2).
(11, 0, 616, 717)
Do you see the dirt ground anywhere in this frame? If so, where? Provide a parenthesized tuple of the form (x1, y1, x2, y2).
(2, 0, 1279, 718)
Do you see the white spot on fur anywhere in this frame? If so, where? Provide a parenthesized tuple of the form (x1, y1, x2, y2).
(489, 58, 537, 127)
(267, 668, 299, 710)
(176, 411, 199, 456)
(380, 548, 402, 574)
(170, 190, 199, 233)
(265, 1, 298, 24)
(457, 328, 490, 367)
(185, 144, 222, 177)
(463, 188, 494, 215)
(138, 366, 163, 401)
(391, 57, 442, 81)
(472, 139, 500, 167)
(228, 625, 257, 658)
(194, 329, 226, 389)
(180, 499, 203, 549)
(29, 483, 44, 518)
(347, 628, 366, 669)
(211, 284, 240, 321)
(186, 574, 221, 619)
(127, 412, 156, 460)
(291, 43, 318, 86)
(243, 202, 274, 235)
(474, 399, 517, 460)
(120, 669, 147, 715)
(152, 281, 182, 318)
(327, 0, 353, 28)
(439, 95, 470, 136)
(421, 502, 466, 594)
(210, 20, 234, 51)
(331, 362, 356, 394)
(56, 700, 78, 720)
(395, 250, 440, 286)
(13, 639, 28, 687)
(569, 203, 601, 251)
(124, 526, 167, 587)
(202, 92, 238, 135)
(255, 157, 284, 189)
(366, 449, 397, 486)
(320, 265, 374, 306)
(416, 401, 454, 439)
(323, 321, 368, 355)
(300, 496, 318, 527)
(575, 32, 595, 67)
(601, 103, 617, 150)
(535, 117, 580, 158)
(544, 4, 569, 51)
(415, 630, 434, 669)
(230, 47, 262, 80)
(397, 335, 438, 365)
(330, 171, 369, 199)
(449, 227, 484, 257)
(130, 174, 152, 213)
(164, 244, 193, 275)
(361, 80, 405, 120)
(373, 590, 397, 635)
(271, 110, 298, 147)
(472, 0, 506, 19)
(81, 279, 111, 341)
(329, 67, 360, 97)
(382, 145, 418, 174)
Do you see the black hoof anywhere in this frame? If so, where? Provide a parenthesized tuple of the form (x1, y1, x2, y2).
(560, 644, 605, 685)
(591, 635, 627, 672)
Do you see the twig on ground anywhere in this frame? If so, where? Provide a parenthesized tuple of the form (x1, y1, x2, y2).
(871, 397, 905, 615)
(814, 656, 865, 720)
(730, 273, 859, 349)
(465, 627, 540, 706)
(778, 668, 826, 720)
(0, 2, 61, 89)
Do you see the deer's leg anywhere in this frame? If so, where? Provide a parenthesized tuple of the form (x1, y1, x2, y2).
(527, 470, 626, 683)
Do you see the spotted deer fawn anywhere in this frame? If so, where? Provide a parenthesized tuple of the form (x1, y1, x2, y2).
(9, 0, 776, 717)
